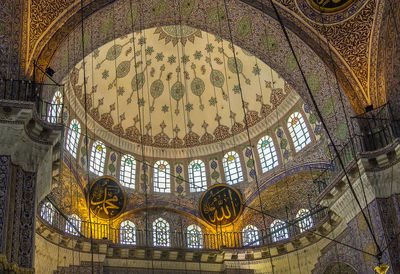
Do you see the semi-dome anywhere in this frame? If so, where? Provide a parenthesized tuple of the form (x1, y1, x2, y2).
(60, 25, 302, 158)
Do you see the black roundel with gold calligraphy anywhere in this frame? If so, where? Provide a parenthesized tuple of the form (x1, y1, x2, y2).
(309, 0, 355, 13)
(88, 176, 127, 220)
(199, 184, 243, 226)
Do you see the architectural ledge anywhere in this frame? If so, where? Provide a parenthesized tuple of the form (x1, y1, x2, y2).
(0, 101, 63, 200)
(36, 210, 340, 267)
(319, 141, 400, 223)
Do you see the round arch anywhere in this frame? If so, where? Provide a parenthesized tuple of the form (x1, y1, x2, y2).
(323, 262, 357, 274)
(35, 0, 358, 145)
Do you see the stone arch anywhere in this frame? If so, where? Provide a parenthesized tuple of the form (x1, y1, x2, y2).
(323, 262, 357, 274)
(35, 0, 357, 145)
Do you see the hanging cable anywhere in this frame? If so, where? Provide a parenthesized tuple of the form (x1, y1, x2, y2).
(52, 118, 378, 259)
(221, 1, 276, 272)
(314, 1, 388, 264)
(127, 1, 155, 272)
(174, 4, 193, 272)
(78, 0, 95, 273)
(263, 0, 383, 260)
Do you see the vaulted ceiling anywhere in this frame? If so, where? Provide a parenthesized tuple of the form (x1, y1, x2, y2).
(22, 0, 386, 112)
(65, 25, 295, 149)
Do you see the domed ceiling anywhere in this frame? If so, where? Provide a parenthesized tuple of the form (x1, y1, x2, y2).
(66, 25, 298, 151)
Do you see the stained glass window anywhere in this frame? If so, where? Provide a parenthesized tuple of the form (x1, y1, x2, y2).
(188, 160, 207, 192)
(257, 136, 279, 173)
(153, 160, 170, 193)
(223, 151, 243, 185)
(153, 218, 170, 247)
(65, 119, 81, 158)
(243, 225, 260, 246)
(120, 154, 136, 189)
(47, 91, 63, 123)
(287, 112, 311, 152)
(120, 220, 136, 245)
(40, 202, 55, 225)
(296, 208, 313, 233)
(271, 219, 289, 242)
(89, 141, 106, 176)
(65, 214, 81, 236)
(187, 224, 202, 248)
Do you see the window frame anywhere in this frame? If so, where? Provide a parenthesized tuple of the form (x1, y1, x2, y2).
(186, 224, 203, 248)
(188, 159, 207, 192)
(152, 218, 170, 247)
(287, 112, 311, 152)
(242, 224, 260, 246)
(89, 141, 107, 176)
(65, 119, 81, 158)
(40, 202, 55, 225)
(257, 135, 279, 173)
(296, 208, 313, 233)
(47, 90, 63, 123)
(222, 151, 243, 185)
(120, 220, 137, 245)
(270, 219, 289, 242)
(153, 160, 171, 193)
(65, 214, 81, 236)
(120, 154, 136, 189)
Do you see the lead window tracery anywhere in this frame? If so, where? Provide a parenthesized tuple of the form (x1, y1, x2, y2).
(223, 151, 243, 185)
(153, 218, 170, 247)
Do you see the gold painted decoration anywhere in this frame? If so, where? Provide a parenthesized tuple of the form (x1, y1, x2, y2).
(308, 0, 355, 14)
(374, 264, 390, 274)
(88, 176, 127, 220)
(199, 184, 243, 226)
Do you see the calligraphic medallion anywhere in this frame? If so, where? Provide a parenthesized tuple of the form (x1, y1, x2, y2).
(296, 0, 367, 24)
(199, 184, 243, 227)
(88, 176, 127, 220)
(308, 0, 355, 14)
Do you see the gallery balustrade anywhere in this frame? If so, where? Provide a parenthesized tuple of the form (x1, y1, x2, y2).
(0, 78, 64, 123)
(38, 200, 329, 250)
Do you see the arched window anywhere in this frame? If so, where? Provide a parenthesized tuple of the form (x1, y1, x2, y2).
(257, 136, 279, 173)
(153, 160, 170, 193)
(65, 119, 81, 158)
(270, 219, 289, 242)
(287, 112, 311, 152)
(120, 154, 136, 189)
(47, 91, 63, 123)
(187, 225, 202, 248)
(89, 141, 106, 176)
(153, 218, 170, 247)
(120, 220, 136, 245)
(243, 225, 260, 246)
(223, 151, 243, 185)
(296, 208, 313, 233)
(188, 160, 207, 192)
(40, 202, 55, 225)
(65, 214, 81, 236)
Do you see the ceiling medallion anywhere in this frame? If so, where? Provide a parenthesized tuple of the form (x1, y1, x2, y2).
(199, 184, 243, 227)
(296, 0, 367, 24)
(87, 176, 127, 220)
(154, 25, 202, 46)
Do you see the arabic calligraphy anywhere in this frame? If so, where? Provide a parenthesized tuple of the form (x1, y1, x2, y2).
(88, 176, 126, 219)
(309, 0, 355, 13)
(199, 184, 243, 226)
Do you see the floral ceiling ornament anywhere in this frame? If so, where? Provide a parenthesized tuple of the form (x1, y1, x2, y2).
(65, 25, 294, 149)
(154, 26, 202, 46)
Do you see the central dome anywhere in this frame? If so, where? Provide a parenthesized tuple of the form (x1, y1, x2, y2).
(65, 25, 297, 154)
